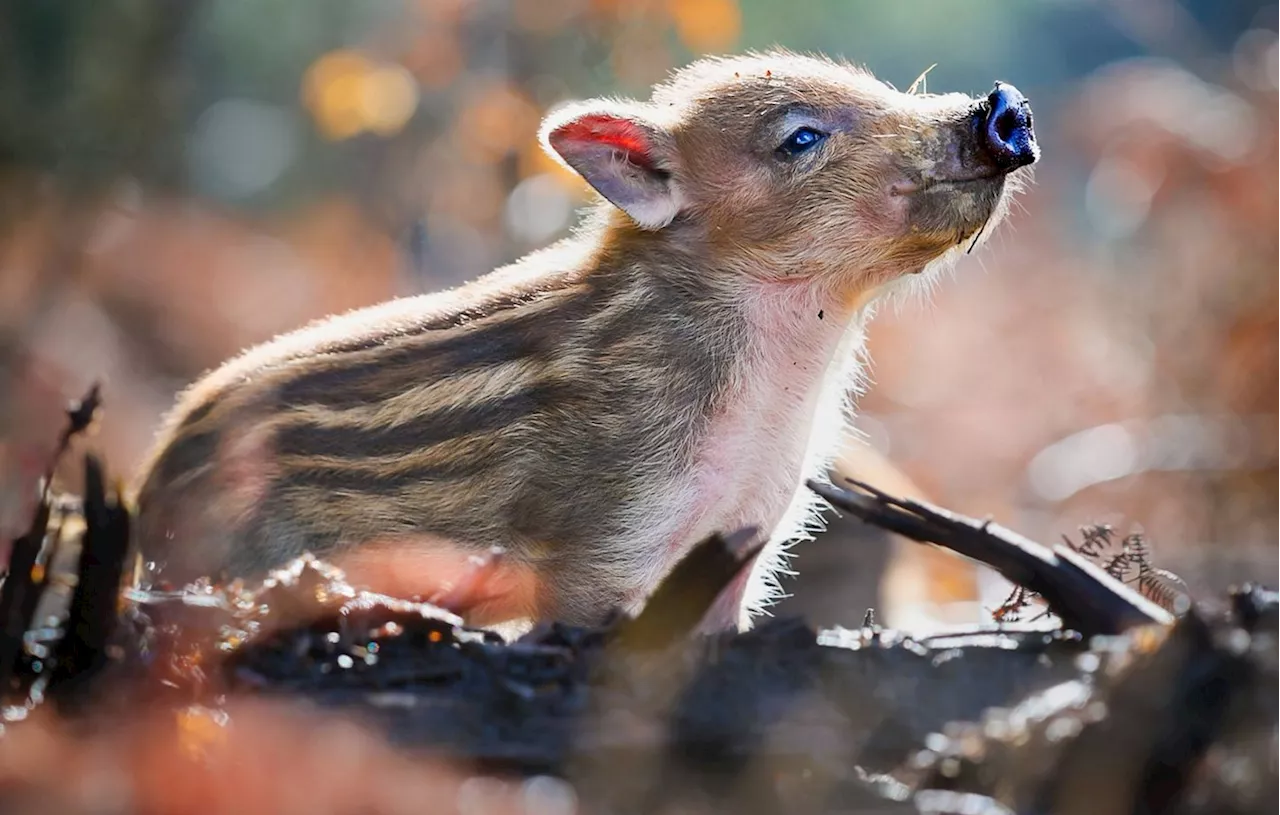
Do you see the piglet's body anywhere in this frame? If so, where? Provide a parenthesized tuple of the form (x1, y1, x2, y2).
(132, 51, 1037, 631)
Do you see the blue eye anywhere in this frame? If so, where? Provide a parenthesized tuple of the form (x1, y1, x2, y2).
(777, 126, 827, 157)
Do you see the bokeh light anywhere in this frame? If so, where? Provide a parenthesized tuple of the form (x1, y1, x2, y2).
(302, 50, 419, 141)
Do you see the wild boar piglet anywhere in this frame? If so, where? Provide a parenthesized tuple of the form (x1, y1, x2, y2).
(132, 50, 1039, 631)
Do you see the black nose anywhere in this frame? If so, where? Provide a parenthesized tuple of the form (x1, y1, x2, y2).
(982, 82, 1038, 170)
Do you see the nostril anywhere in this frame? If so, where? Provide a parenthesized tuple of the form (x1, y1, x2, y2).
(994, 108, 1018, 143)
(982, 81, 1039, 171)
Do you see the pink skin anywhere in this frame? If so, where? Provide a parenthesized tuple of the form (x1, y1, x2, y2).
(219, 425, 277, 524)
(635, 279, 866, 629)
(697, 558, 759, 634)
(333, 540, 540, 626)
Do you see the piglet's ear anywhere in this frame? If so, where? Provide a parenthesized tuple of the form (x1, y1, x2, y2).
(541, 102, 682, 230)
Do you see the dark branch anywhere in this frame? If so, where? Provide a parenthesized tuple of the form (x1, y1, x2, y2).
(0, 382, 103, 694)
(47, 454, 131, 710)
(807, 478, 1172, 637)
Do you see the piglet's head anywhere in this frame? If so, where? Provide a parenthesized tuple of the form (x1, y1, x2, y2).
(541, 50, 1038, 294)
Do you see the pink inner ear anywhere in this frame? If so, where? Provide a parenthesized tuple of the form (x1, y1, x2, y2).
(553, 114, 657, 170)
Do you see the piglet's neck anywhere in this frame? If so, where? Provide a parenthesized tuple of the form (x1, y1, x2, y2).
(591, 210, 872, 357)
(737, 276, 863, 371)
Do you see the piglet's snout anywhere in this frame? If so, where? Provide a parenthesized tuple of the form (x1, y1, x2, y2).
(980, 82, 1038, 171)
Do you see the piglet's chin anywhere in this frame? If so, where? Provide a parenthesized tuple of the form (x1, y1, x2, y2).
(906, 176, 1006, 238)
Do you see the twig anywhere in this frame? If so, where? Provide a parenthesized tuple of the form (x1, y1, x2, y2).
(48, 454, 131, 710)
(0, 502, 51, 694)
(0, 382, 103, 696)
(42, 382, 102, 505)
(807, 478, 1173, 637)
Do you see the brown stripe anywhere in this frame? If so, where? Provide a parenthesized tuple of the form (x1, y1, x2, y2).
(259, 480, 493, 550)
(295, 286, 557, 358)
(149, 430, 220, 487)
(584, 293, 657, 351)
(174, 399, 218, 433)
(272, 381, 571, 460)
(278, 454, 493, 492)
(280, 359, 540, 432)
(273, 429, 503, 490)
(275, 294, 583, 410)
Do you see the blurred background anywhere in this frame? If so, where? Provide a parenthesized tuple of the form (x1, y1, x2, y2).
(0, 0, 1274, 631)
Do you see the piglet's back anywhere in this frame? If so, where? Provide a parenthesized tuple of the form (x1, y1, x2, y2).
(130, 240, 607, 586)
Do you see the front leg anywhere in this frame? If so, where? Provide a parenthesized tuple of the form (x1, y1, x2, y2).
(330, 537, 541, 627)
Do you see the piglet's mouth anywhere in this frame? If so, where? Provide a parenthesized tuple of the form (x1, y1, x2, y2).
(889, 173, 1002, 196)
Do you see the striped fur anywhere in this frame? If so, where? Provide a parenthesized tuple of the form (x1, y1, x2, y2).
(132, 51, 1031, 628)
(134, 236, 742, 622)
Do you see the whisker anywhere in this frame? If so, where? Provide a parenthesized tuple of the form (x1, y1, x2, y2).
(966, 220, 988, 254)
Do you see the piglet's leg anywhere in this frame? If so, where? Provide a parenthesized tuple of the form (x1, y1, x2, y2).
(330, 538, 541, 628)
(426, 546, 508, 609)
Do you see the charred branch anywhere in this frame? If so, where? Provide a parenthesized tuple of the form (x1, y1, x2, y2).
(808, 478, 1174, 637)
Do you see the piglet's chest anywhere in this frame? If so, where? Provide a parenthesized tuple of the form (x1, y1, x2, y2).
(637, 293, 863, 590)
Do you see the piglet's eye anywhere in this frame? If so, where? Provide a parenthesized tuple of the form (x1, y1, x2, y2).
(776, 126, 828, 158)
